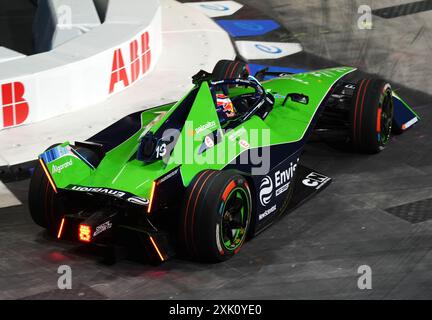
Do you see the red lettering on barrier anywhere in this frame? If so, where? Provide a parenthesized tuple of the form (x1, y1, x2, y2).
(141, 32, 151, 74)
(130, 40, 140, 83)
(1, 82, 29, 127)
(109, 49, 130, 94)
(108, 31, 151, 94)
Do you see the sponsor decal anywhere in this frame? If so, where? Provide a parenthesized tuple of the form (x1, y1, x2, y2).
(71, 186, 126, 198)
(52, 159, 73, 174)
(41, 145, 71, 164)
(127, 197, 149, 206)
(274, 161, 297, 197)
(93, 221, 112, 237)
(195, 121, 216, 135)
(1, 82, 29, 128)
(273, 93, 286, 99)
(235, 41, 303, 60)
(257, 160, 297, 221)
(275, 182, 290, 197)
(255, 44, 282, 54)
(302, 172, 330, 190)
(109, 31, 151, 94)
(259, 204, 277, 221)
(186, 1, 243, 18)
(239, 139, 249, 149)
(216, 20, 280, 37)
(69, 185, 150, 205)
(259, 159, 299, 208)
(158, 168, 179, 185)
(204, 136, 214, 148)
(228, 127, 246, 141)
(259, 176, 273, 207)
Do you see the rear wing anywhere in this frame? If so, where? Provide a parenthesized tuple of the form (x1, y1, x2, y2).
(39, 143, 94, 189)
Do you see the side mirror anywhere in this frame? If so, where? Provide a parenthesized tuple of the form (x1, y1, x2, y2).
(282, 93, 309, 106)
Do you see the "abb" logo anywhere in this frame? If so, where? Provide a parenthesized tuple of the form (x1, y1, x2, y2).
(1, 82, 29, 128)
(109, 31, 151, 94)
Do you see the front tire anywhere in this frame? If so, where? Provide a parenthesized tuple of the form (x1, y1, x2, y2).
(349, 79, 394, 153)
(212, 59, 250, 81)
(179, 170, 252, 262)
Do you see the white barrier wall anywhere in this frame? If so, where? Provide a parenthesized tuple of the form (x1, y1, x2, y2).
(0, 47, 25, 63)
(0, 0, 162, 131)
(0, 0, 237, 168)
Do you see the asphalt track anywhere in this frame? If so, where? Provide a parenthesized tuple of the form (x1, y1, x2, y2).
(1, 0, 432, 299)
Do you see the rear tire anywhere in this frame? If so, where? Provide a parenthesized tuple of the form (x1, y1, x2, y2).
(349, 79, 394, 153)
(179, 170, 252, 262)
(28, 145, 66, 235)
(212, 60, 250, 81)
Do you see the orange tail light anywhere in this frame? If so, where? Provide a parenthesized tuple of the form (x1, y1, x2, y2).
(149, 236, 164, 262)
(147, 181, 156, 214)
(79, 224, 92, 242)
(57, 218, 65, 239)
(39, 158, 57, 193)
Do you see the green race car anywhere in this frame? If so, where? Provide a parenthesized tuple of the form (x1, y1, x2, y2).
(28, 60, 419, 263)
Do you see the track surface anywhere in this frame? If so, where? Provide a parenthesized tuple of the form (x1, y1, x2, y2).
(1, 0, 432, 299)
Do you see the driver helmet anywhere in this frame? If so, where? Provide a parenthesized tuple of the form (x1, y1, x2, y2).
(216, 93, 236, 121)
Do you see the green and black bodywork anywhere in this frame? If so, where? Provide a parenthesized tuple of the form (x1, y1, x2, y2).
(29, 60, 419, 263)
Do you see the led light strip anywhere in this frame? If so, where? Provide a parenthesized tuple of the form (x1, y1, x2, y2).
(57, 218, 65, 239)
(402, 117, 418, 130)
(39, 158, 58, 193)
(147, 181, 156, 213)
(149, 236, 164, 261)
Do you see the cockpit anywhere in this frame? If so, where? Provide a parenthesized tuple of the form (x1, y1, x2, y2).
(208, 76, 275, 129)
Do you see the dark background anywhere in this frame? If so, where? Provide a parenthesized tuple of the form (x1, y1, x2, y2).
(0, 0, 36, 55)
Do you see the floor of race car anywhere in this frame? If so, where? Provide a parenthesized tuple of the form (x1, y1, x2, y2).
(1, 0, 432, 299)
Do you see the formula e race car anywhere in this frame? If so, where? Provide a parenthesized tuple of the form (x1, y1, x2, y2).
(28, 60, 419, 263)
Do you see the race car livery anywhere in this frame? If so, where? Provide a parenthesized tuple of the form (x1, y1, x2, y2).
(28, 60, 419, 263)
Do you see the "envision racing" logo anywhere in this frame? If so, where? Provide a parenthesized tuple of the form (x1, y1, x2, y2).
(259, 176, 273, 207)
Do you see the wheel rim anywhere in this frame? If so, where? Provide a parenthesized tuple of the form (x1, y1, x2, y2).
(379, 90, 393, 145)
(220, 187, 249, 251)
